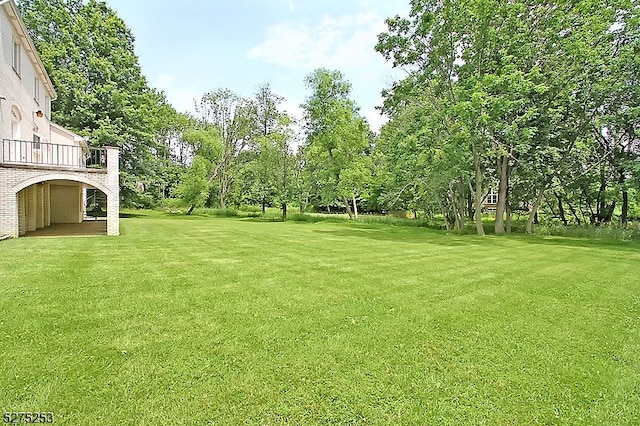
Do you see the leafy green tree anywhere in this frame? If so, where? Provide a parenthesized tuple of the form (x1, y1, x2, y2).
(180, 128, 223, 214)
(376, 86, 473, 231)
(301, 69, 371, 219)
(291, 148, 314, 214)
(18, 0, 177, 205)
(176, 156, 210, 212)
(249, 85, 295, 220)
(195, 89, 256, 208)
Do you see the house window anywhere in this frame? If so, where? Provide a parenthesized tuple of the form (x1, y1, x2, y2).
(12, 37, 21, 76)
(34, 77, 40, 104)
(33, 134, 41, 150)
(486, 192, 498, 205)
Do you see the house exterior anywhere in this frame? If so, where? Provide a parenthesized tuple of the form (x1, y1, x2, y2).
(0, 0, 119, 237)
(483, 190, 498, 211)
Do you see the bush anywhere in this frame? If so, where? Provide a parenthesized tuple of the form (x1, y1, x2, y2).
(288, 213, 330, 223)
(160, 198, 189, 209)
(191, 208, 239, 217)
(211, 208, 239, 217)
(358, 215, 443, 229)
(239, 205, 262, 213)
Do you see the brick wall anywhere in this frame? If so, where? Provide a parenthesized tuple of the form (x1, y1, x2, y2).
(0, 154, 120, 237)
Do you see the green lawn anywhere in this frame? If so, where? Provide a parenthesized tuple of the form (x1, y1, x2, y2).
(1, 211, 639, 425)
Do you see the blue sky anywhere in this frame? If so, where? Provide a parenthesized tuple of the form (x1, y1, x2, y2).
(103, 0, 409, 131)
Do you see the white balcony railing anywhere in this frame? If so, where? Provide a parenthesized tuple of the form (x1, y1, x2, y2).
(0, 139, 106, 169)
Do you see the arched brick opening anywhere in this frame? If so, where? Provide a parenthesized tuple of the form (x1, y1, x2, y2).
(11, 174, 115, 237)
(12, 173, 113, 196)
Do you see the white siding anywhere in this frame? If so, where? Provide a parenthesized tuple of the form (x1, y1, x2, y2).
(0, 2, 52, 143)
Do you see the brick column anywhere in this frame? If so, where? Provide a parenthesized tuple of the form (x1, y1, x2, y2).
(0, 174, 19, 237)
(18, 191, 25, 236)
(105, 147, 120, 236)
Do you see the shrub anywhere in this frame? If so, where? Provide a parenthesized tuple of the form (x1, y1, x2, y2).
(239, 205, 262, 213)
(288, 213, 328, 223)
(191, 208, 239, 217)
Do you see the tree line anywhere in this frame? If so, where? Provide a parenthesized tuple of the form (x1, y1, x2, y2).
(375, 0, 639, 234)
(19, 0, 639, 234)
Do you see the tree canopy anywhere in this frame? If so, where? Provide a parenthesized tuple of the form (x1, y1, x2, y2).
(375, 0, 640, 234)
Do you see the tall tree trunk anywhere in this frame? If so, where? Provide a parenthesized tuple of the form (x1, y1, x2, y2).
(495, 153, 510, 235)
(282, 153, 288, 221)
(603, 201, 616, 223)
(555, 192, 568, 226)
(506, 200, 512, 234)
(618, 168, 628, 227)
(526, 185, 547, 234)
(621, 190, 628, 227)
(596, 166, 606, 224)
(457, 187, 466, 231)
(352, 195, 358, 220)
(450, 191, 461, 231)
(261, 197, 266, 214)
(437, 199, 451, 231)
(565, 197, 582, 226)
(219, 176, 228, 209)
(298, 191, 307, 214)
(343, 196, 354, 219)
(473, 146, 485, 236)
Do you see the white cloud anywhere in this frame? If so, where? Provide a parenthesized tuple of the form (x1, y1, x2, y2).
(155, 73, 174, 90)
(152, 73, 200, 115)
(280, 98, 304, 121)
(247, 12, 385, 72)
(164, 87, 200, 115)
(247, 9, 402, 135)
(364, 107, 388, 133)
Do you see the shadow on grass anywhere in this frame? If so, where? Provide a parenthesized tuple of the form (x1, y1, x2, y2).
(119, 212, 149, 218)
(310, 225, 479, 247)
(518, 234, 640, 253)
(241, 217, 283, 223)
(311, 224, 640, 253)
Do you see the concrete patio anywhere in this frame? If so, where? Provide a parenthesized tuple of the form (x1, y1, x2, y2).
(24, 220, 106, 237)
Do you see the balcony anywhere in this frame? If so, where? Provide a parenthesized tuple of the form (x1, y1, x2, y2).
(0, 139, 106, 170)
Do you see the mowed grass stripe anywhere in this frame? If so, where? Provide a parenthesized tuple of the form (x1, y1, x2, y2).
(0, 211, 638, 425)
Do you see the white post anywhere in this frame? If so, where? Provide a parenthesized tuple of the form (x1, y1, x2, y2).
(36, 183, 44, 229)
(105, 147, 120, 236)
(44, 183, 50, 227)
